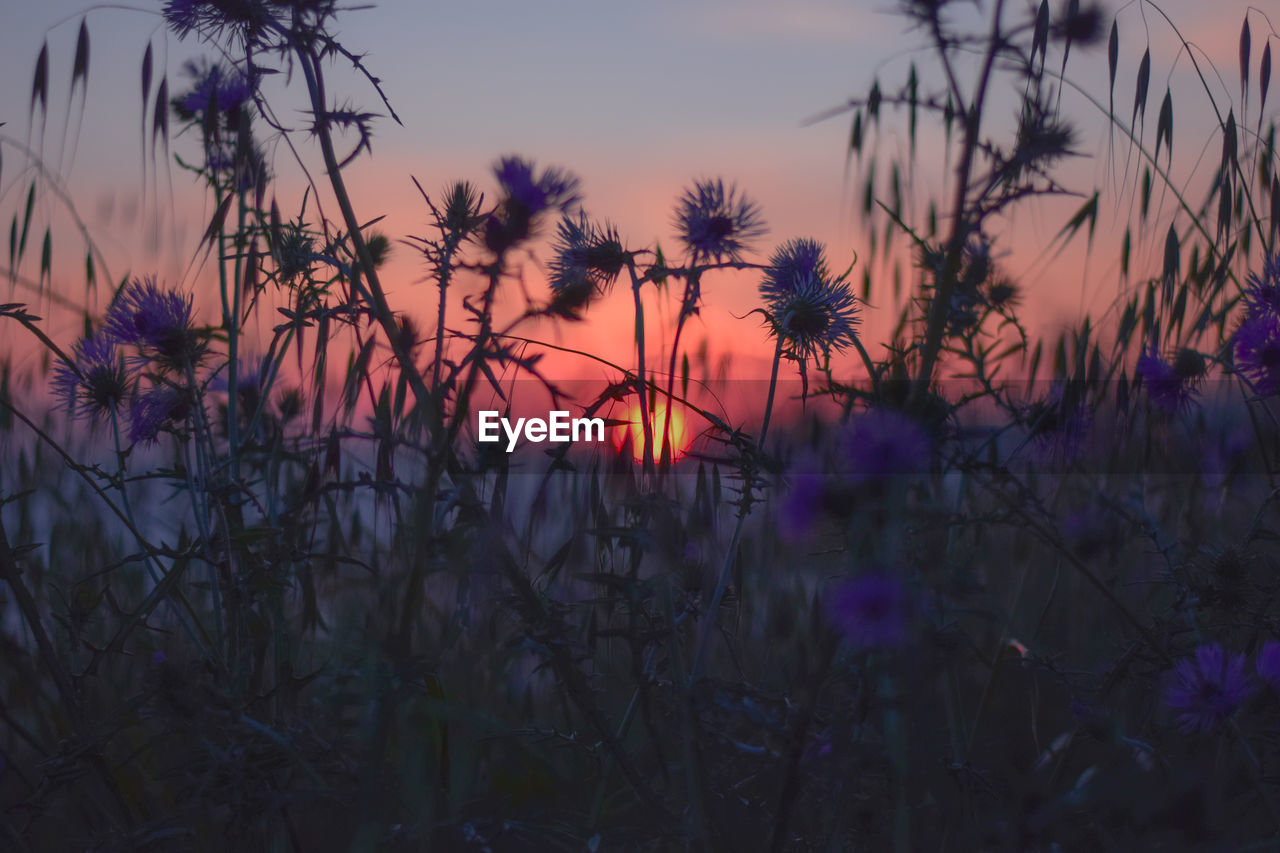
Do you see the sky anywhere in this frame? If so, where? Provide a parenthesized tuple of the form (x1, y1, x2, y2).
(0, 0, 1273, 397)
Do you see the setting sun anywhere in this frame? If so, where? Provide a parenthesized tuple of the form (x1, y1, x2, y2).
(613, 401, 692, 462)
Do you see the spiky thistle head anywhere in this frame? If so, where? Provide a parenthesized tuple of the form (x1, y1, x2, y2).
(547, 211, 628, 318)
(673, 178, 766, 265)
(104, 278, 205, 372)
(760, 238, 829, 302)
(52, 331, 132, 423)
(767, 272, 860, 361)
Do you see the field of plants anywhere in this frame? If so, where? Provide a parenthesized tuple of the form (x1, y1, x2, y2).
(2, 0, 1280, 849)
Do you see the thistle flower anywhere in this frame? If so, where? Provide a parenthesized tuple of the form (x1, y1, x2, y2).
(104, 278, 204, 371)
(52, 332, 131, 422)
(760, 238, 829, 302)
(494, 156, 581, 217)
(547, 212, 627, 316)
(485, 156, 581, 253)
(1234, 311, 1280, 396)
(163, 0, 277, 44)
(128, 384, 188, 446)
(1164, 644, 1252, 733)
(175, 60, 253, 121)
(845, 408, 932, 481)
(827, 572, 908, 648)
(1137, 347, 1202, 413)
(673, 178, 766, 264)
(1242, 252, 1280, 317)
(767, 273, 859, 360)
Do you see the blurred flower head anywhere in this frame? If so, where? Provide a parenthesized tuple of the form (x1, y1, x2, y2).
(760, 238, 830, 302)
(673, 178, 766, 264)
(1137, 347, 1202, 413)
(52, 332, 131, 423)
(1164, 643, 1252, 733)
(175, 59, 253, 122)
(128, 384, 188, 446)
(1234, 311, 1280, 397)
(547, 211, 627, 317)
(486, 155, 581, 253)
(778, 470, 824, 543)
(105, 278, 204, 371)
(1242, 252, 1280, 317)
(845, 408, 932, 481)
(827, 572, 908, 648)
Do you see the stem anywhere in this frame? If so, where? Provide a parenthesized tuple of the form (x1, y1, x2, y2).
(628, 262, 656, 474)
(912, 0, 1007, 407)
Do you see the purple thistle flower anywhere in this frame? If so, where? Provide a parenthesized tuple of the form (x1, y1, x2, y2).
(1258, 641, 1280, 692)
(104, 278, 203, 371)
(177, 59, 253, 120)
(485, 156, 581, 253)
(494, 155, 580, 218)
(1137, 347, 1201, 413)
(673, 178, 766, 264)
(760, 238, 830, 301)
(52, 332, 131, 423)
(845, 409, 932, 481)
(1242, 252, 1280, 317)
(1164, 644, 1252, 733)
(827, 573, 908, 648)
(767, 272, 859, 360)
(128, 385, 188, 446)
(1234, 311, 1280, 396)
(163, 0, 277, 43)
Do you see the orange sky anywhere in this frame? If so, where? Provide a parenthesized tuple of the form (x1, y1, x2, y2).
(1, 0, 1275, 421)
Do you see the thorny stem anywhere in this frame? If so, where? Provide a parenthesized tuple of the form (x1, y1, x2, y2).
(912, 0, 1007, 408)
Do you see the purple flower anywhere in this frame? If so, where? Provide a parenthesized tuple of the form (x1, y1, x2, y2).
(845, 409, 932, 481)
(1258, 641, 1280, 692)
(177, 60, 253, 119)
(485, 156, 581, 253)
(163, 0, 277, 43)
(760, 238, 829, 301)
(1137, 347, 1201, 413)
(1164, 644, 1252, 733)
(767, 272, 859, 360)
(673, 178, 766, 264)
(494, 156, 580, 218)
(827, 573, 908, 648)
(1242, 252, 1280, 317)
(104, 278, 203, 371)
(1234, 311, 1280, 396)
(128, 385, 187, 446)
(52, 332, 131, 422)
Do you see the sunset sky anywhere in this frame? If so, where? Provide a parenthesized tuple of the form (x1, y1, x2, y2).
(0, 0, 1272, 394)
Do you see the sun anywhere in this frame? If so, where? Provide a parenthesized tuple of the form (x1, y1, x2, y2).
(613, 401, 692, 463)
